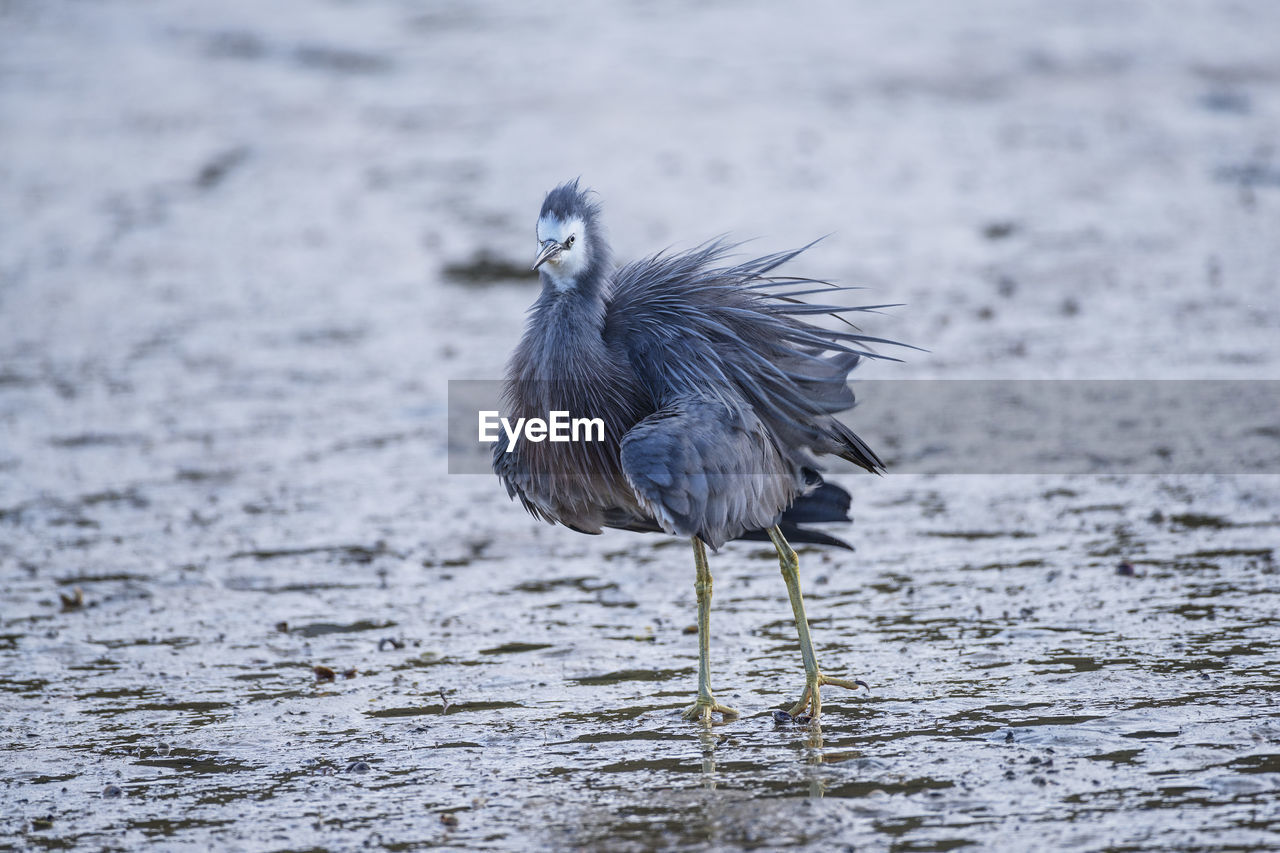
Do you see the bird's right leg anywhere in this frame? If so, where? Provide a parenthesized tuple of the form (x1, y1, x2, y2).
(768, 526, 867, 719)
(681, 537, 741, 725)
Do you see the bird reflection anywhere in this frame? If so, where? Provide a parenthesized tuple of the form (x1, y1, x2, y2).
(803, 720, 826, 798)
(693, 716, 835, 797)
(698, 727, 718, 790)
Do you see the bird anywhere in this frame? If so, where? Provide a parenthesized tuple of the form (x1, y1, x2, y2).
(493, 179, 906, 724)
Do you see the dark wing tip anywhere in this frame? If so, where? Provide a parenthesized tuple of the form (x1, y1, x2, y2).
(734, 523, 854, 550)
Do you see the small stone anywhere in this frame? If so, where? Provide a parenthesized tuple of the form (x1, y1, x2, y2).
(682, 624, 698, 635)
(345, 760, 370, 773)
(771, 710, 793, 724)
(440, 813, 459, 828)
(60, 587, 84, 611)
(313, 665, 336, 682)
(102, 784, 123, 798)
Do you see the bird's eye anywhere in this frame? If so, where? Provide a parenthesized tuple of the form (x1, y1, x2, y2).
(565, 235, 576, 248)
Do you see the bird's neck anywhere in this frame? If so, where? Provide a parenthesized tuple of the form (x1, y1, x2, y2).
(539, 264, 582, 295)
(516, 285, 610, 384)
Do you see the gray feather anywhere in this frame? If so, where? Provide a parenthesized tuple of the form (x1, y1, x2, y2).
(493, 181, 908, 548)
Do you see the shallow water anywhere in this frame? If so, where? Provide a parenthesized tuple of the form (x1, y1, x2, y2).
(3, 1, 1280, 850)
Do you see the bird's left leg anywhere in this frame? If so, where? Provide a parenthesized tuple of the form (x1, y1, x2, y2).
(767, 526, 867, 719)
(681, 537, 741, 725)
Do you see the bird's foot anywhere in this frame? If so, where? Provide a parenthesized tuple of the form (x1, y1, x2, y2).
(681, 694, 741, 726)
(788, 672, 868, 720)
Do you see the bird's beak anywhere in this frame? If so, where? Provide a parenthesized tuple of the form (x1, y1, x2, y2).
(532, 239, 563, 271)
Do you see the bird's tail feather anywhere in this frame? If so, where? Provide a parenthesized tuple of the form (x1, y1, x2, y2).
(784, 480, 851, 524)
(734, 481, 855, 550)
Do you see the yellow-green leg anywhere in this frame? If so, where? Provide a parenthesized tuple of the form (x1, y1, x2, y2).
(681, 537, 741, 725)
(767, 525, 867, 718)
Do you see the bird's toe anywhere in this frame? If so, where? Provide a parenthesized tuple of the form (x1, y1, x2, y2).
(787, 672, 869, 719)
(681, 697, 741, 726)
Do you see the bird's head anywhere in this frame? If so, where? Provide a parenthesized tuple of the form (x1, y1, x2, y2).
(533, 179, 607, 292)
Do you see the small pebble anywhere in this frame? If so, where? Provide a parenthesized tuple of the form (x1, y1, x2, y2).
(313, 666, 336, 682)
(771, 710, 792, 724)
(440, 813, 459, 828)
(102, 784, 123, 799)
(345, 760, 370, 773)
(1004, 731, 1014, 743)
(156, 742, 171, 756)
(342, 668, 358, 680)
(682, 624, 698, 635)
(60, 587, 84, 611)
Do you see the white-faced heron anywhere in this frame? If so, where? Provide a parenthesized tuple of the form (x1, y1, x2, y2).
(493, 180, 905, 724)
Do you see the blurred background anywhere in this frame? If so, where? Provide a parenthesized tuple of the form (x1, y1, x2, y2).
(2, 1, 1278, 850)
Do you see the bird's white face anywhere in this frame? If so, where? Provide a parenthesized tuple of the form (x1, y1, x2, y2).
(534, 215, 587, 291)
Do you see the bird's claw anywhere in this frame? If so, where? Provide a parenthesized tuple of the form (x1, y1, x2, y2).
(681, 695, 741, 726)
(787, 673, 868, 719)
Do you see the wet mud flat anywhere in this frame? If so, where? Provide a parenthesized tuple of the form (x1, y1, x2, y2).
(2, 473, 1278, 851)
(4, 0, 1280, 850)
